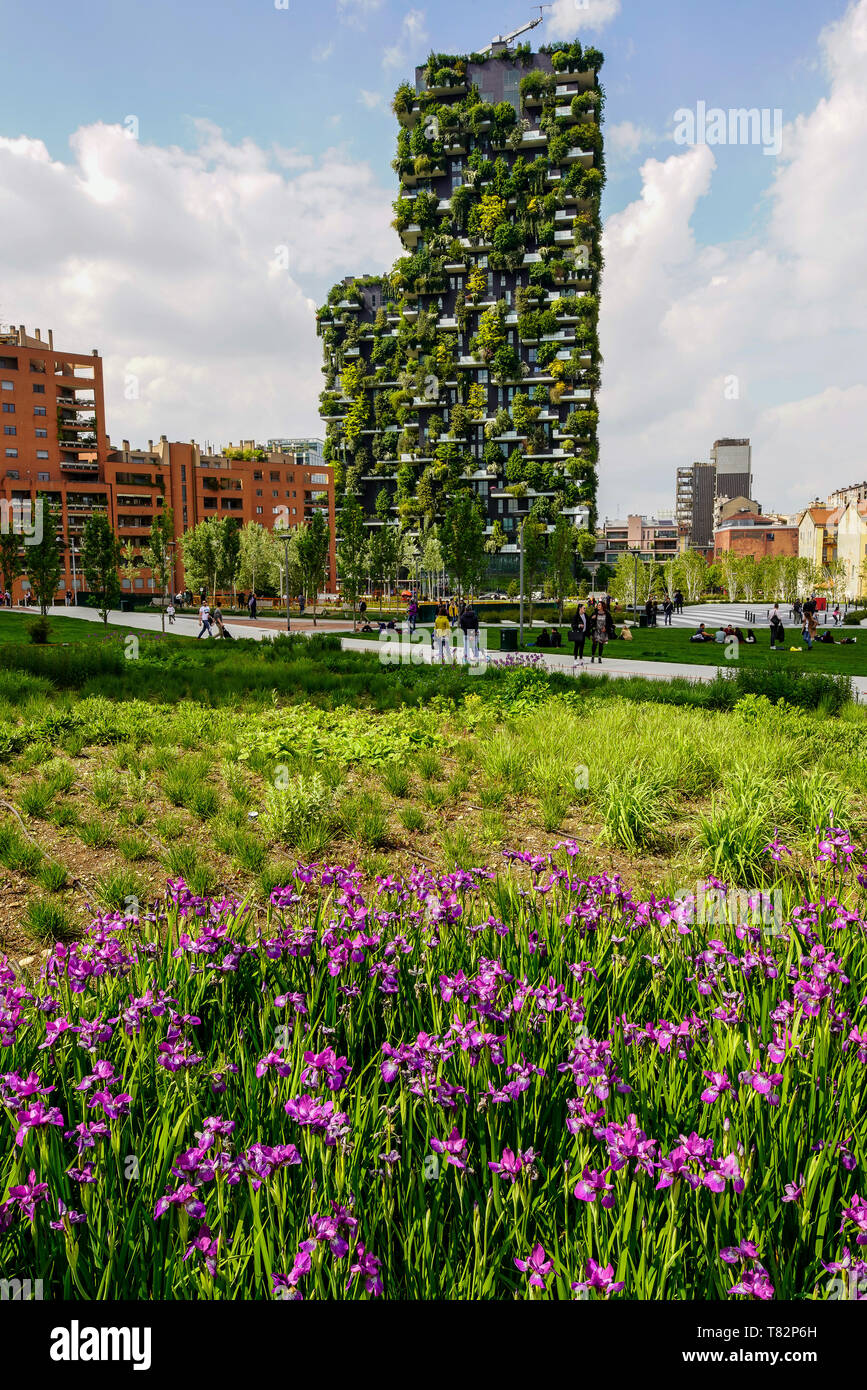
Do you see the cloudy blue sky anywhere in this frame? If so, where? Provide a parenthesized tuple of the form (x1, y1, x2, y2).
(1, 0, 865, 517)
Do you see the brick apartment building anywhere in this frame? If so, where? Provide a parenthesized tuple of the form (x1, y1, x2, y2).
(601, 514, 679, 565)
(0, 325, 336, 602)
(713, 509, 798, 560)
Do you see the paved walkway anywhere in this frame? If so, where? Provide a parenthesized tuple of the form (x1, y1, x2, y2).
(36, 605, 353, 643)
(341, 633, 867, 700)
(666, 602, 853, 630)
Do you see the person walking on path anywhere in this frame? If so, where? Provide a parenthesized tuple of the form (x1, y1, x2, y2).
(591, 601, 614, 663)
(673, 589, 684, 615)
(196, 601, 213, 639)
(166, 602, 176, 626)
(448, 597, 459, 630)
(212, 603, 231, 640)
(458, 600, 479, 663)
(408, 594, 418, 635)
(769, 610, 786, 650)
(569, 603, 588, 668)
(433, 604, 452, 665)
(248, 592, 257, 621)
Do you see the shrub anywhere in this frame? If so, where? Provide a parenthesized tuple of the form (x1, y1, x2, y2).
(26, 615, 52, 645)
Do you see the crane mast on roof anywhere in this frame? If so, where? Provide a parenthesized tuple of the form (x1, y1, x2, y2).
(478, 8, 549, 55)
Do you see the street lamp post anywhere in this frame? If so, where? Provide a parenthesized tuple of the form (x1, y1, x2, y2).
(278, 530, 291, 635)
(518, 516, 526, 647)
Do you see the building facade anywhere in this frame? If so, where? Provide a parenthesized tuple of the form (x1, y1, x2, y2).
(713, 511, 798, 560)
(318, 38, 604, 569)
(601, 514, 678, 566)
(836, 500, 867, 601)
(0, 326, 335, 602)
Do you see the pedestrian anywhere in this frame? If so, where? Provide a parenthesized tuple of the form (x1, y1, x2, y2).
(433, 604, 452, 664)
(663, 597, 674, 625)
(166, 602, 176, 626)
(459, 599, 479, 663)
(359, 598, 367, 624)
(248, 592, 257, 620)
(448, 596, 459, 629)
(197, 601, 213, 639)
(212, 602, 231, 639)
(569, 603, 588, 668)
(298, 592, 305, 615)
(832, 604, 841, 625)
(769, 610, 785, 650)
(591, 601, 614, 663)
(673, 589, 684, 615)
(408, 593, 418, 635)
(644, 597, 654, 628)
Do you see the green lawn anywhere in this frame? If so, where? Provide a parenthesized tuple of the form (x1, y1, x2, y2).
(0, 611, 188, 646)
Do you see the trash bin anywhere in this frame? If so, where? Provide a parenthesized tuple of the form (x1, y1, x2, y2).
(121, 599, 133, 613)
(500, 627, 518, 652)
(638, 614, 648, 628)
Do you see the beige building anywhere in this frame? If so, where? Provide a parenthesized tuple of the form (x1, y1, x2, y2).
(798, 504, 842, 570)
(836, 501, 867, 601)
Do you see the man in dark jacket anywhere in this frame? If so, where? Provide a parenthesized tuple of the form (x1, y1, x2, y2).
(769, 611, 786, 650)
(459, 601, 480, 662)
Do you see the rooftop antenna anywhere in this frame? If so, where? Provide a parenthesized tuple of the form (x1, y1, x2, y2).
(478, 8, 549, 55)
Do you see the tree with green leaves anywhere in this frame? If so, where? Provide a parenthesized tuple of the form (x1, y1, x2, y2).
(575, 528, 597, 563)
(24, 497, 63, 616)
(547, 514, 576, 622)
(441, 490, 486, 599)
(237, 521, 280, 596)
(144, 507, 175, 634)
(421, 532, 443, 600)
(336, 495, 369, 630)
(81, 511, 122, 625)
(217, 516, 241, 601)
(180, 519, 220, 600)
(0, 503, 24, 598)
(521, 512, 548, 625)
(367, 523, 401, 610)
(295, 510, 331, 625)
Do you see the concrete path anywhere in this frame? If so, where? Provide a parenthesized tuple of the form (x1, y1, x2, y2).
(666, 602, 854, 630)
(36, 605, 354, 644)
(341, 633, 867, 700)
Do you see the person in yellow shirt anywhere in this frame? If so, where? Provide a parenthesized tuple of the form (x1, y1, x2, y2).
(433, 605, 452, 664)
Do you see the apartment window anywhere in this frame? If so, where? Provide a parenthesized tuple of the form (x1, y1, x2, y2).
(310, 472, 328, 484)
(3, 426, 16, 435)
(256, 505, 263, 514)
(253, 471, 263, 480)
(35, 428, 48, 438)
(37, 471, 49, 481)
(36, 450, 49, 459)
(32, 384, 45, 394)
(255, 488, 262, 497)
(2, 403, 14, 413)
(1, 381, 13, 391)
(33, 406, 47, 416)
(272, 490, 278, 498)
(270, 471, 280, 481)
(370, 293, 377, 307)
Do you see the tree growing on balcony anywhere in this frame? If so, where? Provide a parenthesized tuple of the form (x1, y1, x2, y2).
(81, 512, 122, 625)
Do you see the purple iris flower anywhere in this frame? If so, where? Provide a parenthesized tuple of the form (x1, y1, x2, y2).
(430, 1127, 468, 1170)
(514, 1243, 553, 1290)
(572, 1259, 624, 1297)
(7, 1170, 49, 1220)
(15, 1101, 65, 1147)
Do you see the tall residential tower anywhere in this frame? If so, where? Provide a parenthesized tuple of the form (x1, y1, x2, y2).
(318, 35, 604, 572)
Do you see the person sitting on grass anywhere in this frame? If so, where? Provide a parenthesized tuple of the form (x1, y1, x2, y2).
(714, 626, 727, 643)
(690, 623, 714, 643)
(549, 627, 562, 648)
(620, 623, 633, 641)
(744, 629, 757, 643)
(537, 628, 551, 648)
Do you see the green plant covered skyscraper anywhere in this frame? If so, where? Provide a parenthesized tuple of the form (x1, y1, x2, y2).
(318, 35, 604, 576)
